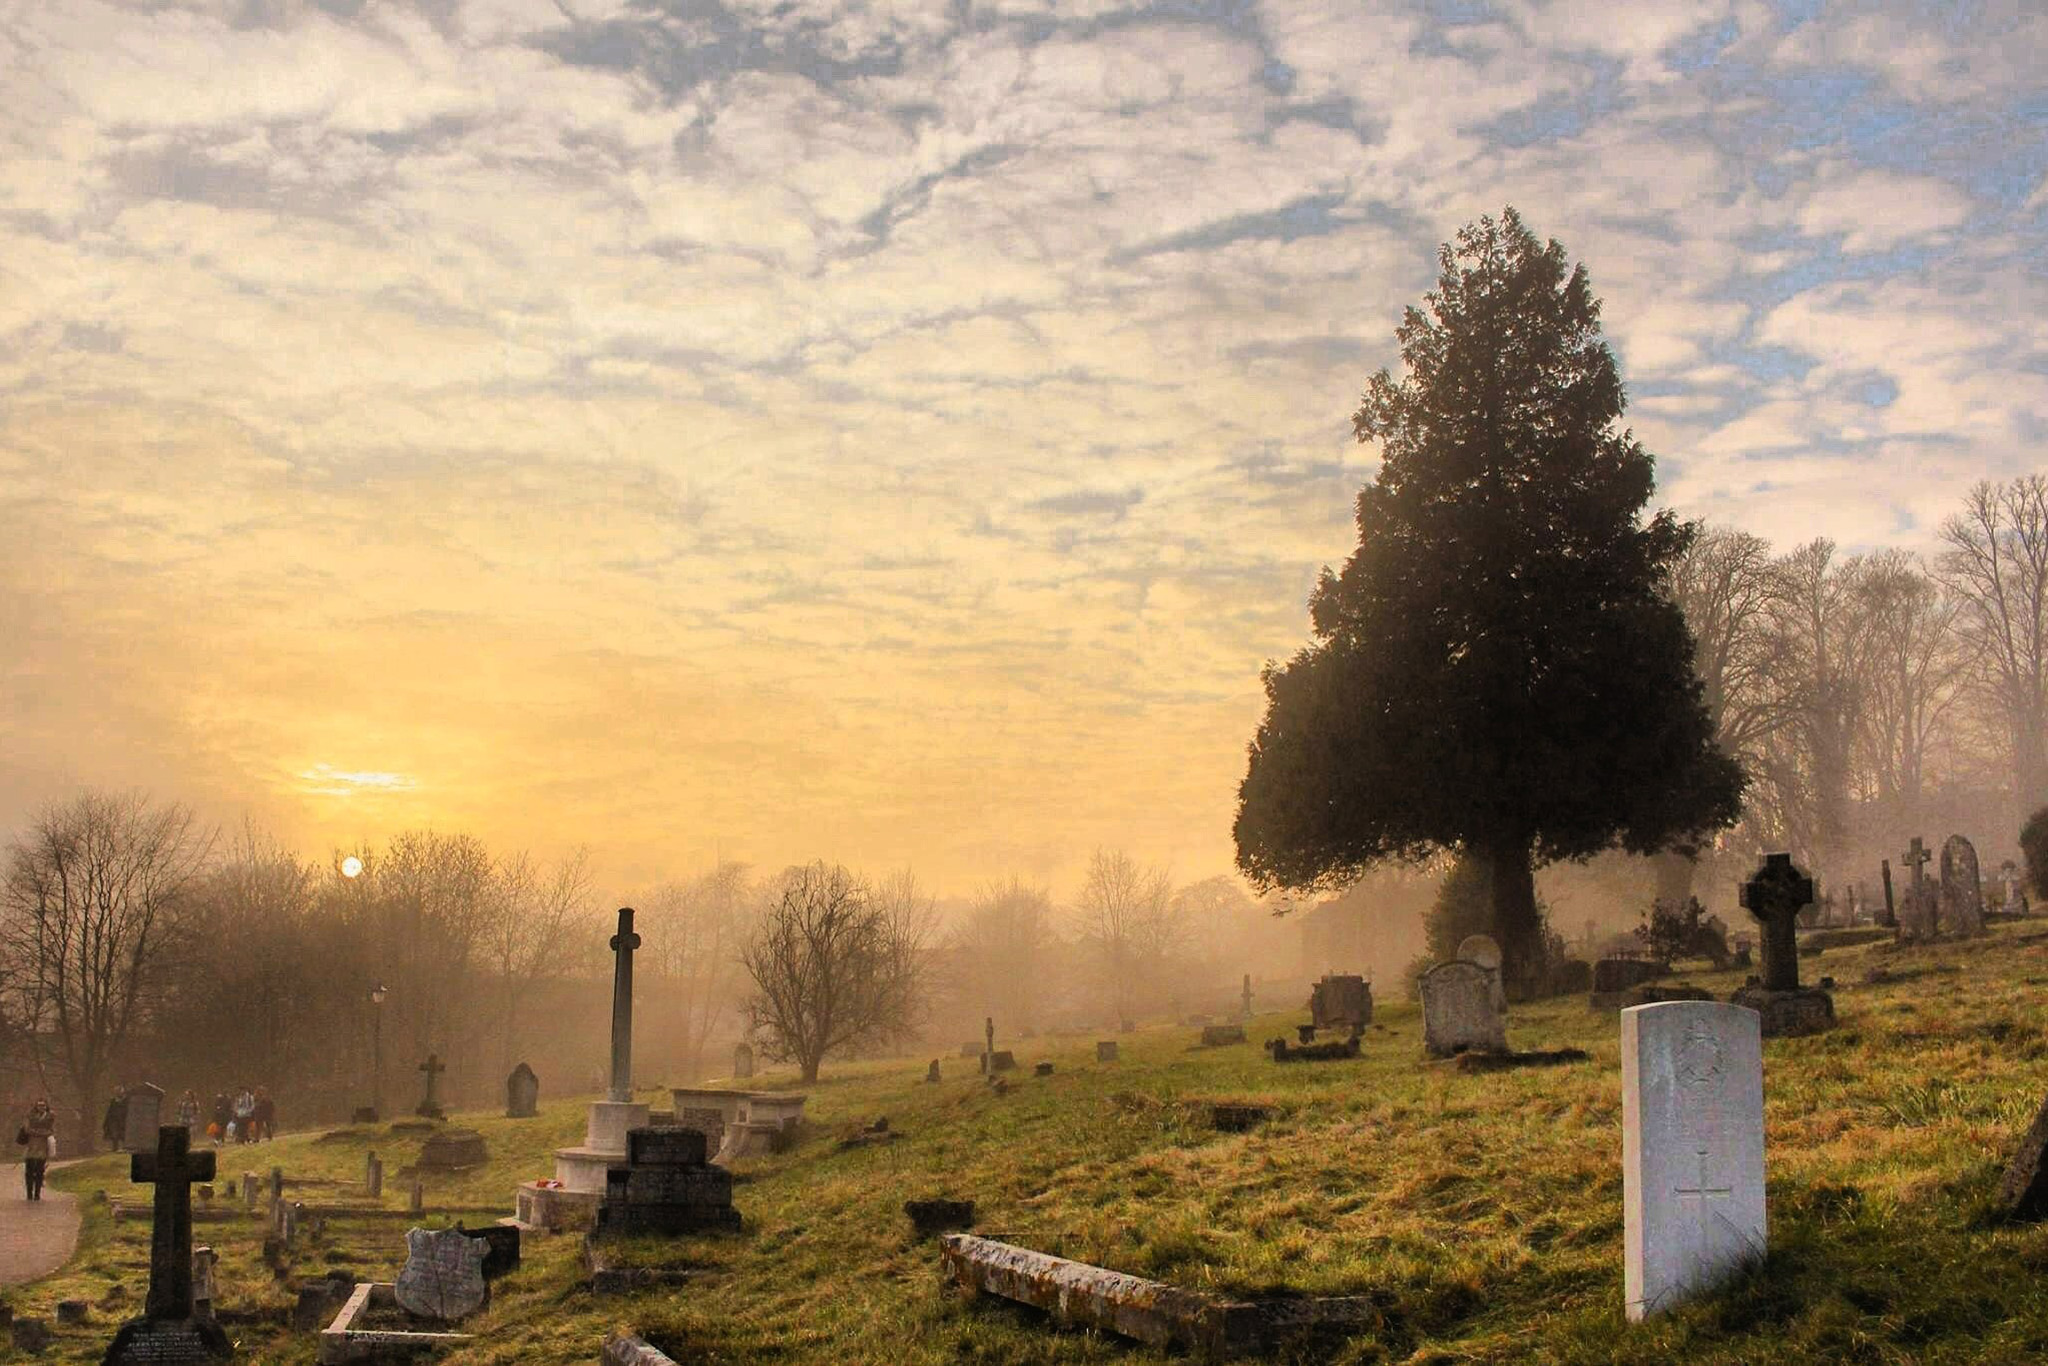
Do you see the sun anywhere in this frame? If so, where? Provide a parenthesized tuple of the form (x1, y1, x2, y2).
(341, 856, 364, 879)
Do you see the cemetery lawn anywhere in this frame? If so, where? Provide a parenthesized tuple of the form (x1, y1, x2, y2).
(15, 926, 2048, 1363)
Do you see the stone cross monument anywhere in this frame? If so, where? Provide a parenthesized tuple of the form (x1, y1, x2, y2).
(104, 1125, 234, 1362)
(416, 1054, 447, 1119)
(608, 906, 641, 1103)
(1902, 836, 1933, 933)
(982, 1016, 994, 1075)
(1733, 853, 1835, 1036)
(1241, 973, 1254, 1020)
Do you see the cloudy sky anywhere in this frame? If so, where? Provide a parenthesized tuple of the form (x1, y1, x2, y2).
(1, 0, 2043, 896)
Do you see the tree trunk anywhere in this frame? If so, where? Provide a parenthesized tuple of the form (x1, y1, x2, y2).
(1488, 842, 1542, 999)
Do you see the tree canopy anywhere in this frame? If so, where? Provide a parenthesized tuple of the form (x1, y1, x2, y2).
(1233, 208, 1744, 989)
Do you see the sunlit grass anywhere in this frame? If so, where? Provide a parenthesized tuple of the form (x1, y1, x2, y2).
(10, 927, 2048, 1361)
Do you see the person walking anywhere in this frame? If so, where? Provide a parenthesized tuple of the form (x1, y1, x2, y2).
(16, 1098, 56, 1200)
(252, 1087, 276, 1142)
(100, 1087, 127, 1153)
(176, 1089, 202, 1130)
(232, 1086, 255, 1145)
(209, 1091, 231, 1146)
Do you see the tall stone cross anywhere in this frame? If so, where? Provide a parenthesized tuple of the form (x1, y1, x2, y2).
(608, 906, 641, 1103)
(982, 1016, 994, 1076)
(133, 1125, 215, 1319)
(1904, 837, 1931, 898)
(1880, 858, 1896, 927)
(1738, 852, 1814, 993)
(1241, 973, 1254, 1020)
(417, 1054, 446, 1113)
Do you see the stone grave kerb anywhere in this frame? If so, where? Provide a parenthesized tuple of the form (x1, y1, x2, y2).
(608, 906, 641, 1103)
(1739, 853, 1813, 993)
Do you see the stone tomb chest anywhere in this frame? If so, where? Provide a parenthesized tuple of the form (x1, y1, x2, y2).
(594, 1127, 742, 1238)
(416, 1128, 489, 1171)
(1309, 974, 1372, 1030)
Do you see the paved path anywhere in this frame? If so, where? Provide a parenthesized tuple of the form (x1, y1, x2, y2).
(0, 1163, 80, 1286)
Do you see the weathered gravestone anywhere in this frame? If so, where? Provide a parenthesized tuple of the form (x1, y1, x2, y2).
(1308, 974, 1372, 1031)
(415, 1054, 448, 1121)
(1241, 973, 1254, 1019)
(505, 1063, 539, 1119)
(393, 1227, 488, 1321)
(1199, 1024, 1247, 1047)
(733, 1042, 754, 1080)
(1621, 1001, 1766, 1320)
(925, 1060, 941, 1084)
(1456, 935, 1506, 1012)
(1420, 961, 1506, 1057)
(1939, 835, 1985, 937)
(191, 1246, 216, 1324)
(418, 1128, 488, 1171)
(985, 1050, 1017, 1073)
(1731, 853, 1835, 1037)
(1900, 837, 1937, 939)
(122, 1084, 165, 1155)
(102, 1125, 235, 1362)
(364, 1151, 383, 1198)
(1096, 1041, 1119, 1063)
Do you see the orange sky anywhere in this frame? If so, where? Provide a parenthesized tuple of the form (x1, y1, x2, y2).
(2, 1, 2043, 898)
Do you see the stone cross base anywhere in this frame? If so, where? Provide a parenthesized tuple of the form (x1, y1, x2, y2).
(103, 1316, 235, 1364)
(1727, 985, 1835, 1038)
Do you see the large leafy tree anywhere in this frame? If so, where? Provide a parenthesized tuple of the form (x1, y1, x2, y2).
(1234, 209, 1744, 993)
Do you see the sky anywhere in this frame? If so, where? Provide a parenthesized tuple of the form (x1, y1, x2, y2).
(1, 0, 2044, 898)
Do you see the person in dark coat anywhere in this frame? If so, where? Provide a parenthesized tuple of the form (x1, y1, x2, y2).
(210, 1091, 232, 1146)
(101, 1087, 128, 1152)
(17, 1098, 56, 1199)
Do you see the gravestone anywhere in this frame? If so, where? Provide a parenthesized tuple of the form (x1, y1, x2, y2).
(1419, 961, 1506, 1057)
(410, 1177, 424, 1214)
(418, 1128, 488, 1170)
(393, 1226, 488, 1321)
(505, 1063, 539, 1119)
(1241, 974, 1254, 1020)
(191, 1246, 217, 1324)
(1880, 858, 1897, 927)
(1308, 974, 1372, 1030)
(986, 1050, 1017, 1073)
(1034, 1062, 1054, 1077)
(416, 1054, 448, 1120)
(592, 1127, 742, 1238)
(1997, 1090, 2048, 1220)
(982, 1018, 995, 1076)
(1732, 853, 1835, 1036)
(1456, 934, 1506, 1011)
(122, 1084, 166, 1155)
(1096, 1041, 1119, 1063)
(365, 1152, 383, 1198)
(925, 1060, 941, 1084)
(103, 1125, 234, 1363)
(1621, 1001, 1766, 1320)
(733, 1042, 754, 1080)
(1900, 837, 1936, 939)
(1939, 835, 1984, 937)
(1199, 1024, 1247, 1046)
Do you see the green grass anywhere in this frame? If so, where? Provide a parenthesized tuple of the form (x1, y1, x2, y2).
(12, 927, 2048, 1362)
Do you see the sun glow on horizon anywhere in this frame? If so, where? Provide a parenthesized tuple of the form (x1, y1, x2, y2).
(299, 765, 418, 798)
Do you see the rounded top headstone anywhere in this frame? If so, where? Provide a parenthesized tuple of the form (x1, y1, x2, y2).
(1455, 935, 1503, 972)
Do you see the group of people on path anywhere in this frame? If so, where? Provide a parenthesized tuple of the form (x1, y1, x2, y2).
(97, 1083, 278, 1150)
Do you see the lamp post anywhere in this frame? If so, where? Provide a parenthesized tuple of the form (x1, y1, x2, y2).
(370, 983, 387, 1121)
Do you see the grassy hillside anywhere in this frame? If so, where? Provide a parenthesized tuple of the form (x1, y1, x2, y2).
(12, 925, 2048, 1363)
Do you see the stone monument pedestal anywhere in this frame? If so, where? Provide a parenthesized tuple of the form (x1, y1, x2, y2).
(1727, 985, 1834, 1038)
(104, 1315, 234, 1363)
(554, 1100, 650, 1194)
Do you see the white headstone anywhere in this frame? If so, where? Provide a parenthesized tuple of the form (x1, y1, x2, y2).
(1622, 1001, 1766, 1321)
(122, 1084, 165, 1154)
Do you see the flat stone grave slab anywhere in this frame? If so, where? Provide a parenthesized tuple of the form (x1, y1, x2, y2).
(415, 1128, 488, 1171)
(317, 1283, 474, 1365)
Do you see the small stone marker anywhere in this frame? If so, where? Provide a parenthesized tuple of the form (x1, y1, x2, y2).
(416, 1053, 448, 1120)
(982, 1017, 996, 1075)
(1733, 853, 1835, 1036)
(903, 1197, 975, 1237)
(1622, 1001, 1766, 1321)
(1241, 973, 1254, 1019)
(925, 1059, 941, 1083)
(1096, 1041, 1118, 1063)
(1034, 1062, 1054, 1077)
(365, 1151, 383, 1198)
(191, 1246, 216, 1323)
(103, 1124, 234, 1362)
(393, 1227, 489, 1322)
(410, 1177, 425, 1214)
(1939, 835, 1984, 936)
(269, 1167, 283, 1203)
(56, 1300, 88, 1325)
(122, 1083, 166, 1154)
(1419, 961, 1506, 1056)
(505, 1062, 539, 1118)
(1880, 858, 1896, 927)
(986, 1050, 1017, 1073)
(733, 1042, 754, 1079)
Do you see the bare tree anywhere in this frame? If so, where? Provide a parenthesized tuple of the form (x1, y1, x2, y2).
(742, 863, 928, 1083)
(645, 861, 756, 1081)
(485, 847, 594, 1075)
(1938, 475, 2048, 812)
(1073, 848, 1176, 1026)
(949, 877, 1055, 1031)
(0, 791, 214, 1118)
(1764, 539, 1869, 881)
(1851, 550, 1966, 813)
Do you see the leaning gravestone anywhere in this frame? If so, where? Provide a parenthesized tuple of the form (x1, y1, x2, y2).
(104, 1125, 234, 1362)
(393, 1227, 488, 1321)
(123, 1083, 166, 1155)
(1621, 1000, 1766, 1320)
(1420, 961, 1506, 1057)
(1939, 835, 1985, 937)
(505, 1063, 539, 1119)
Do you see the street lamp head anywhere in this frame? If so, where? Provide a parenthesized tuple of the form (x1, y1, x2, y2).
(371, 983, 387, 1006)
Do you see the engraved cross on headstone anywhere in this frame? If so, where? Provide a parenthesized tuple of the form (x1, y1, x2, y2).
(1739, 852, 1814, 993)
(417, 1053, 446, 1114)
(132, 1125, 215, 1319)
(608, 906, 641, 1103)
